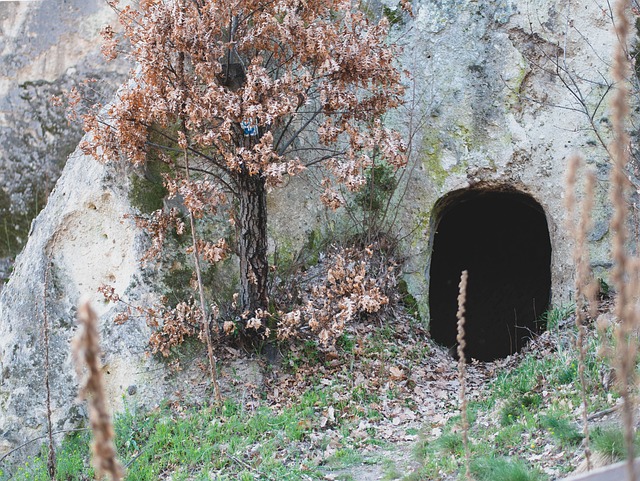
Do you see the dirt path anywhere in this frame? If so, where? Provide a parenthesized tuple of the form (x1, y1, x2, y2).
(323, 441, 420, 481)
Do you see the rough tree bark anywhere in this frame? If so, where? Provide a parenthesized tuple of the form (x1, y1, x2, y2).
(237, 172, 269, 313)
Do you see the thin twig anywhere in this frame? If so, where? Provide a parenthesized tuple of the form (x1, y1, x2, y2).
(0, 429, 90, 465)
(224, 452, 274, 480)
(43, 261, 56, 479)
(184, 143, 223, 403)
(587, 406, 618, 421)
(175, 47, 222, 403)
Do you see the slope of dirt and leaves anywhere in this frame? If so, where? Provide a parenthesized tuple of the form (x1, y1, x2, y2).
(410, 301, 624, 481)
(2, 295, 630, 481)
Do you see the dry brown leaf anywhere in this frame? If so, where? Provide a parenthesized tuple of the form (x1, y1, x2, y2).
(389, 366, 405, 380)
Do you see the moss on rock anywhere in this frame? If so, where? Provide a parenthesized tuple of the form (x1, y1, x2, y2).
(129, 161, 171, 214)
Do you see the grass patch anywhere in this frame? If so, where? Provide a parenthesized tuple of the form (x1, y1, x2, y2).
(471, 456, 544, 481)
(590, 426, 640, 461)
(3, 302, 618, 481)
(381, 457, 402, 480)
(410, 304, 615, 480)
(324, 448, 364, 469)
(7, 430, 93, 481)
(539, 413, 583, 446)
(500, 394, 542, 426)
(3, 394, 334, 481)
(538, 304, 574, 331)
(555, 361, 578, 385)
(436, 432, 463, 455)
(493, 423, 526, 451)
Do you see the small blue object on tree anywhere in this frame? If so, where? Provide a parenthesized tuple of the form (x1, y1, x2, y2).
(241, 119, 258, 136)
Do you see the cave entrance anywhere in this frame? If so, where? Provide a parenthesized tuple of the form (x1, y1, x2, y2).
(428, 188, 552, 361)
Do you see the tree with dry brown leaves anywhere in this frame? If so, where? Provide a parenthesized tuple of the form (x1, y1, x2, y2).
(83, 0, 407, 320)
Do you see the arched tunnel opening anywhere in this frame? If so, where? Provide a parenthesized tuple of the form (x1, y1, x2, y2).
(428, 188, 552, 361)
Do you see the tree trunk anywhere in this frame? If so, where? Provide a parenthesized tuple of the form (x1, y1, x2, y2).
(237, 173, 269, 313)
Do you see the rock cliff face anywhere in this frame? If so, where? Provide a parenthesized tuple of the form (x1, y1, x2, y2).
(394, 0, 622, 314)
(0, 0, 129, 281)
(0, 147, 150, 453)
(0, 0, 630, 462)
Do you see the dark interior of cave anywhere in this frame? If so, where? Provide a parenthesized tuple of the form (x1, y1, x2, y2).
(428, 189, 552, 361)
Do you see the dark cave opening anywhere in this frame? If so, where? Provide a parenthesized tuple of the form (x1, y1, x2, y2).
(428, 189, 552, 361)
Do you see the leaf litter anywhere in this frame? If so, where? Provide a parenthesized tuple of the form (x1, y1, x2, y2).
(163, 299, 620, 480)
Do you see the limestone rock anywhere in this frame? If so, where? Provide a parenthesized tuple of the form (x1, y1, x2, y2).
(0, 146, 156, 458)
(0, 0, 632, 465)
(0, 0, 129, 280)
(393, 0, 621, 316)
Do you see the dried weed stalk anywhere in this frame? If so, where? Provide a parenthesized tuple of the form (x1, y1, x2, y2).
(456, 270, 471, 481)
(611, 0, 638, 478)
(43, 262, 56, 479)
(564, 154, 596, 471)
(72, 302, 124, 481)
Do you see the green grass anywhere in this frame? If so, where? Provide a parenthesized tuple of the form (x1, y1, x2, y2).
(4, 303, 621, 481)
(500, 394, 542, 426)
(324, 448, 364, 469)
(437, 432, 463, 455)
(555, 361, 578, 384)
(3, 391, 343, 481)
(590, 426, 640, 461)
(538, 304, 575, 331)
(493, 423, 525, 450)
(381, 457, 402, 480)
(539, 413, 583, 446)
(491, 356, 545, 400)
(7, 431, 93, 481)
(471, 456, 544, 481)
(7, 373, 413, 481)
(410, 304, 615, 480)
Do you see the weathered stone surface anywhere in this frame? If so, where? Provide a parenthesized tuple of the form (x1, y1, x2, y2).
(0, 0, 129, 279)
(0, 0, 633, 464)
(391, 0, 623, 316)
(0, 144, 249, 461)
(0, 145, 152, 456)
